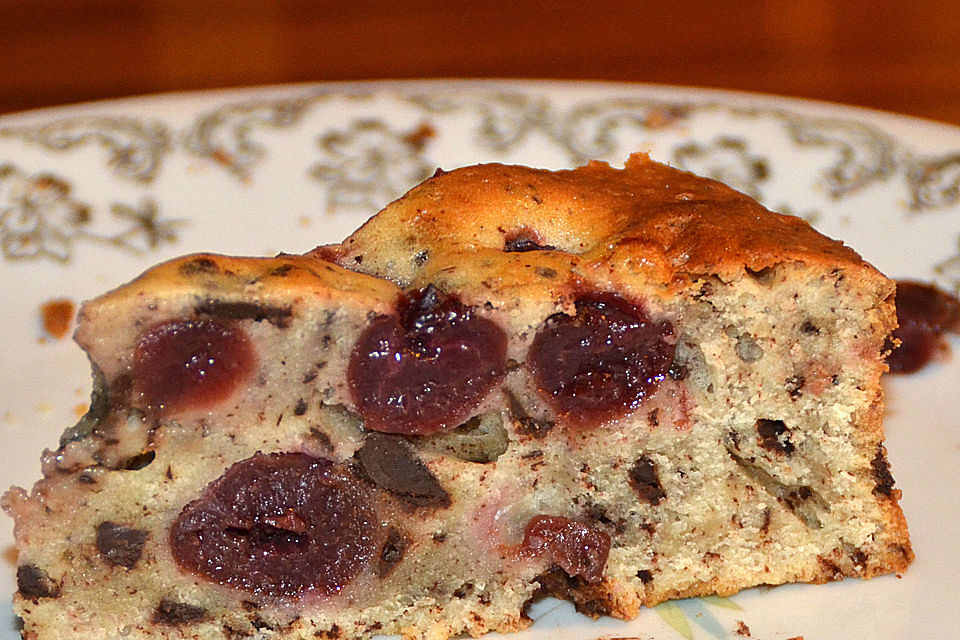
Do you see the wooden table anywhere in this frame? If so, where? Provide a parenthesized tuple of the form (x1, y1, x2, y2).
(3, 1, 960, 125)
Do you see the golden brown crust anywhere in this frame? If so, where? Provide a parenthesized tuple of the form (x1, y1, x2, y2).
(329, 153, 871, 287)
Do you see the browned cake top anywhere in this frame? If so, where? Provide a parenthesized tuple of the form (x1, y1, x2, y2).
(330, 153, 871, 288)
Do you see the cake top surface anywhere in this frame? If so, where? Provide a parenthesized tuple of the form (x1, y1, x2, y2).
(331, 153, 874, 288)
(82, 153, 886, 325)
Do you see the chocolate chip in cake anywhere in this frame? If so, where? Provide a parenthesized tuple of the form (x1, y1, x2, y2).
(58, 362, 109, 447)
(16, 564, 60, 599)
(178, 257, 219, 276)
(506, 390, 554, 439)
(377, 527, 408, 578)
(582, 498, 626, 534)
(96, 521, 148, 568)
(667, 360, 689, 381)
(503, 228, 556, 253)
(785, 375, 805, 400)
(355, 432, 451, 508)
(153, 599, 207, 625)
(413, 249, 429, 266)
(756, 419, 795, 455)
(196, 299, 293, 329)
(745, 265, 775, 284)
(636, 569, 653, 584)
(872, 447, 897, 497)
(533, 565, 615, 617)
(293, 398, 308, 416)
(122, 450, 156, 470)
(801, 320, 820, 335)
(628, 456, 666, 506)
(307, 427, 335, 453)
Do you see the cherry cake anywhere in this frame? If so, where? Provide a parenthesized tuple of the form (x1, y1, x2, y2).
(5, 154, 912, 640)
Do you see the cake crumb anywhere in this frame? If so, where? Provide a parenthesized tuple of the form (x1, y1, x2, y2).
(3, 545, 17, 566)
(40, 298, 75, 339)
(735, 620, 751, 636)
(404, 123, 436, 150)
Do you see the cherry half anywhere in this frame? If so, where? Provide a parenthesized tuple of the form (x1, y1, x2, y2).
(131, 318, 254, 416)
(521, 514, 611, 584)
(348, 286, 507, 435)
(170, 452, 379, 598)
(888, 280, 960, 374)
(528, 294, 675, 426)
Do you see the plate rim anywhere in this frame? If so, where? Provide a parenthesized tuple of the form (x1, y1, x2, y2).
(3, 77, 960, 139)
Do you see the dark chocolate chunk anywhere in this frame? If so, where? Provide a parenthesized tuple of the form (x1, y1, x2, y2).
(535, 266, 558, 279)
(503, 228, 556, 253)
(16, 564, 60, 599)
(756, 419, 794, 455)
(533, 566, 615, 618)
(355, 432, 451, 508)
(871, 447, 897, 497)
(123, 450, 156, 470)
(293, 398, 308, 416)
(636, 569, 653, 584)
(628, 455, 666, 506)
(178, 257, 219, 275)
(96, 521, 148, 568)
(801, 320, 820, 335)
(59, 361, 109, 447)
(377, 527, 407, 578)
(196, 299, 293, 328)
(153, 599, 208, 625)
(785, 375, 805, 399)
(582, 498, 626, 534)
(667, 360, 689, 381)
(506, 390, 555, 438)
(724, 438, 825, 529)
(745, 265, 775, 284)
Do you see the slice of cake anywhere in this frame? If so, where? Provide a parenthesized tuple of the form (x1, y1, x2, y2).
(4, 154, 912, 640)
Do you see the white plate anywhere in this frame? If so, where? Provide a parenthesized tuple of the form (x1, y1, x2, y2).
(2, 80, 959, 640)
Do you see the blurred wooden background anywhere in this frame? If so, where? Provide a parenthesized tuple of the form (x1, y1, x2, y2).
(3, 1, 960, 124)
